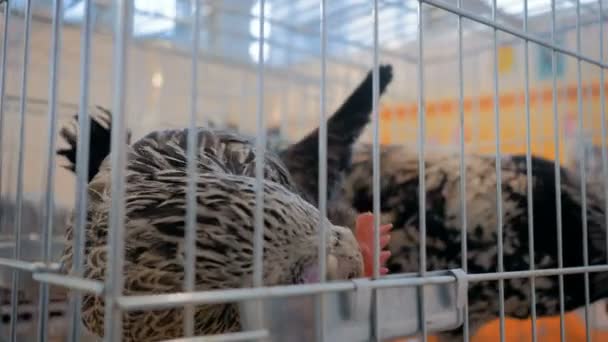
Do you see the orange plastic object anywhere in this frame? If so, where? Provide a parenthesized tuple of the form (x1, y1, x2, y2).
(355, 212, 392, 277)
(387, 309, 608, 342)
(472, 313, 608, 342)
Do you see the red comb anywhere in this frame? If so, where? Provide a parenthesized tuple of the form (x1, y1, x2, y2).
(355, 212, 392, 278)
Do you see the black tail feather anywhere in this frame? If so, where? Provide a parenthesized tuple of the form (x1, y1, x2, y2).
(56, 64, 394, 211)
(279, 64, 394, 205)
(56, 106, 128, 182)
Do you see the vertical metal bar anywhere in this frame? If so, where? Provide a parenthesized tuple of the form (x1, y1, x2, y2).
(416, 1, 428, 341)
(104, 0, 131, 341)
(550, 0, 566, 340)
(371, 0, 380, 283)
(575, 1, 591, 341)
(253, 0, 266, 287)
(0, 0, 10, 199)
(491, 1, 506, 342)
(316, 0, 328, 340)
(456, 0, 469, 340)
(9, 0, 33, 340)
(68, 0, 93, 340)
(251, 0, 267, 334)
(184, 0, 201, 337)
(599, 0, 608, 269)
(317, 0, 328, 284)
(523, 0, 538, 341)
(38, 0, 63, 340)
(371, 0, 381, 340)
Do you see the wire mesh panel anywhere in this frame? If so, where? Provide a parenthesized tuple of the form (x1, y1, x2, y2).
(0, 0, 607, 341)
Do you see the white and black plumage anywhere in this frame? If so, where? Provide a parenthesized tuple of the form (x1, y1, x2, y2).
(230, 69, 607, 340)
(339, 145, 608, 340)
(56, 66, 394, 341)
(213, 91, 607, 338)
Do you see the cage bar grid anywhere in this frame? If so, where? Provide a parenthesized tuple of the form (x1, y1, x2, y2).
(0, 0, 606, 341)
(421, 0, 608, 68)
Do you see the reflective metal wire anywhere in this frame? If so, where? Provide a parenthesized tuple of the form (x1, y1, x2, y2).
(490, 1, 506, 341)
(113, 264, 608, 311)
(9, 0, 33, 340)
(252, 0, 267, 334)
(68, 0, 93, 340)
(599, 0, 608, 270)
(0, 0, 9, 199)
(104, 0, 132, 340)
(575, 1, 591, 340)
(184, 0, 202, 337)
(253, 0, 266, 290)
(456, 0, 469, 339)
(37, 0, 63, 340)
(523, 0, 538, 341)
(416, 1, 428, 341)
(316, 0, 328, 340)
(371, 0, 381, 339)
(550, 0, 567, 340)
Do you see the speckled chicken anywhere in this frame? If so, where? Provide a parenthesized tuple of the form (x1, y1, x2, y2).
(58, 126, 365, 341)
(340, 145, 608, 341)
(279, 88, 608, 340)
(225, 68, 607, 340)
(56, 66, 395, 341)
(210, 80, 607, 339)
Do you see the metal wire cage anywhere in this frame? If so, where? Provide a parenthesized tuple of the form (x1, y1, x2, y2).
(0, 0, 607, 341)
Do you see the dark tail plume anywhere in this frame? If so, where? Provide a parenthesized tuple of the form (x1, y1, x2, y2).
(56, 65, 394, 214)
(279, 64, 394, 205)
(57, 106, 129, 182)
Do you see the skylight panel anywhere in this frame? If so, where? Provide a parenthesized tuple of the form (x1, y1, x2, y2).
(133, 0, 177, 37)
(492, 0, 597, 16)
(249, 0, 273, 63)
(62, 0, 177, 36)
